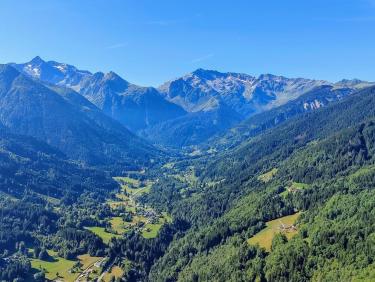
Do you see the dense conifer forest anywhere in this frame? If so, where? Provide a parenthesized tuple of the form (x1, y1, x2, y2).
(1, 84, 375, 281)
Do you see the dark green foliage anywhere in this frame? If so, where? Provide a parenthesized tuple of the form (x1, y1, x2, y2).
(2, 78, 375, 281)
(0, 126, 118, 198)
(37, 248, 49, 260)
(0, 198, 58, 255)
(0, 255, 31, 281)
(107, 220, 189, 279)
(33, 271, 45, 282)
(55, 228, 105, 258)
(143, 86, 375, 281)
(265, 191, 375, 282)
(0, 65, 160, 171)
(209, 85, 354, 150)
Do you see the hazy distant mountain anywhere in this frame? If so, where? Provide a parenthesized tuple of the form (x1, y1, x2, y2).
(333, 78, 375, 89)
(12, 57, 186, 131)
(0, 65, 159, 170)
(141, 101, 243, 147)
(11, 58, 375, 148)
(159, 69, 330, 116)
(207, 85, 357, 151)
(11, 56, 91, 88)
(76, 71, 186, 131)
(154, 69, 374, 147)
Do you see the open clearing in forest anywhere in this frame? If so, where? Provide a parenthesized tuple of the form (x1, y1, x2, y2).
(114, 176, 152, 195)
(142, 223, 162, 239)
(30, 249, 102, 281)
(110, 216, 130, 235)
(247, 212, 300, 251)
(103, 265, 124, 281)
(280, 182, 309, 197)
(258, 168, 278, 183)
(85, 226, 121, 244)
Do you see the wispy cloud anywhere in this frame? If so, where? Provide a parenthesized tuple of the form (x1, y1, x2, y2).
(106, 42, 128, 49)
(191, 53, 215, 63)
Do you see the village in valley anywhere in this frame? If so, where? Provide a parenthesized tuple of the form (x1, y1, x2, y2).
(28, 171, 171, 282)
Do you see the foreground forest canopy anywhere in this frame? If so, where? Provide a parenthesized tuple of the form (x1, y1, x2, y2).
(0, 60, 375, 281)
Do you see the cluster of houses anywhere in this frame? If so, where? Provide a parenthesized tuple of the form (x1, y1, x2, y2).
(278, 220, 297, 233)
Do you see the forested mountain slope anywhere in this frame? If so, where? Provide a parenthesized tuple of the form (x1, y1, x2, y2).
(0, 65, 159, 171)
(0, 122, 120, 281)
(179, 120, 375, 282)
(3, 57, 375, 281)
(207, 85, 355, 150)
(129, 85, 375, 281)
(140, 101, 243, 147)
(0, 123, 117, 198)
(202, 85, 375, 182)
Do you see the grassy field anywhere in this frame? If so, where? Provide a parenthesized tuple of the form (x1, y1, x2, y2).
(125, 184, 151, 195)
(114, 176, 140, 186)
(85, 226, 121, 244)
(142, 223, 162, 239)
(114, 176, 152, 195)
(31, 250, 102, 282)
(172, 167, 198, 186)
(280, 182, 309, 197)
(110, 216, 130, 235)
(103, 265, 124, 281)
(141, 213, 172, 239)
(109, 176, 171, 240)
(77, 254, 103, 269)
(162, 162, 175, 169)
(161, 212, 172, 223)
(258, 168, 278, 183)
(247, 212, 301, 251)
(31, 252, 76, 281)
(31, 250, 103, 281)
(35, 193, 60, 205)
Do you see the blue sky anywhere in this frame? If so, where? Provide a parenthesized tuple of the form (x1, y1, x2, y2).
(1, 0, 374, 86)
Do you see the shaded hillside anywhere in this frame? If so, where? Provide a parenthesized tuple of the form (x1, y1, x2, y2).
(144, 93, 375, 282)
(208, 85, 355, 150)
(0, 123, 117, 198)
(0, 65, 160, 171)
(12, 58, 186, 132)
(141, 101, 242, 147)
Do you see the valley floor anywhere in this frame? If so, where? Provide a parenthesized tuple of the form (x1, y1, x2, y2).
(26, 172, 171, 282)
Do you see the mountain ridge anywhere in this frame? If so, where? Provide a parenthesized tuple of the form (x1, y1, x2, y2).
(0, 64, 159, 171)
(10, 57, 375, 147)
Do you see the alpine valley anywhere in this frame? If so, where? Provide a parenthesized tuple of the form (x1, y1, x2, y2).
(1, 56, 375, 282)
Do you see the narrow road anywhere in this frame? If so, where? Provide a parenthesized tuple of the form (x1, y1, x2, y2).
(74, 257, 107, 282)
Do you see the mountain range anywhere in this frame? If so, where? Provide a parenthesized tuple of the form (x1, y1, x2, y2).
(2, 56, 375, 282)
(0, 64, 158, 171)
(10, 57, 375, 148)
